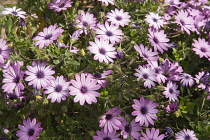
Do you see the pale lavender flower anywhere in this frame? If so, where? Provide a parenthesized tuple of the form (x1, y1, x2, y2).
(194, 71, 207, 90)
(16, 118, 43, 140)
(92, 70, 113, 87)
(44, 75, 70, 103)
(25, 61, 55, 89)
(180, 73, 194, 87)
(192, 38, 210, 58)
(48, 0, 73, 12)
(69, 29, 83, 41)
(163, 102, 179, 113)
(69, 73, 101, 105)
(145, 12, 165, 29)
(175, 129, 198, 140)
(57, 41, 69, 48)
(99, 107, 124, 133)
(33, 24, 64, 49)
(95, 21, 124, 44)
(163, 81, 179, 102)
(93, 129, 121, 140)
(140, 128, 165, 140)
(97, 0, 114, 6)
(0, 38, 12, 64)
(106, 9, 131, 27)
(1, 6, 26, 18)
(132, 97, 159, 127)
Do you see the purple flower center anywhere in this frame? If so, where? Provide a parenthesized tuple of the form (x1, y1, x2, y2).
(28, 129, 35, 136)
(103, 137, 111, 140)
(155, 68, 160, 74)
(185, 75, 190, 79)
(153, 37, 159, 44)
(169, 88, 174, 93)
(0, 48, 2, 54)
(105, 114, 112, 120)
(36, 71, 44, 78)
(180, 20, 185, 25)
(153, 18, 158, 22)
(59, 3, 65, 8)
(142, 74, 149, 79)
(83, 22, 88, 27)
(55, 85, 62, 92)
(185, 135, 191, 140)
(106, 31, 113, 36)
(140, 107, 147, 114)
(99, 48, 106, 54)
(93, 73, 102, 78)
(45, 34, 52, 39)
(125, 125, 131, 132)
(116, 16, 122, 21)
(80, 86, 87, 94)
(11, 11, 18, 15)
(9, 94, 18, 100)
(200, 47, 207, 52)
(13, 76, 20, 83)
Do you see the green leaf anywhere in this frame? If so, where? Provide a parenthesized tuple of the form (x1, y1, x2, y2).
(6, 17, 13, 34)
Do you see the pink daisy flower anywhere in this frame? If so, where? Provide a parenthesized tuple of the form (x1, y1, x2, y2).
(175, 129, 198, 140)
(92, 70, 113, 87)
(106, 9, 131, 27)
(194, 71, 206, 90)
(162, 102, 178, 113)
(97, 0, 114, 6)
(25, 61, 55, 90)
(88, 38, 117, 64)
(48, 0, 73, 12)
(99, 106, 124, 133)
(33, 24, 64, 49)
(95, 21, 124, 44)
(180, 73, 194, 87)
(163, 81, 179, 102)
(0, 38, 12, 64)
(148, 28, 170, 54)
(69, 73, 101, 105)
(44, 75, 70, 103)
(140, 128, 165, 140)
(132, 97, 159, 127)
(134, 65, 156, 88)
(93, 129, 121, 140)
(1, 6, 26, 18)
(192, 38, 210, 58)
(16, 118, 43, 140)
(145, 12, 165, 29)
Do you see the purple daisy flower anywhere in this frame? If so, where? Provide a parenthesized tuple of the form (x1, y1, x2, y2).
(95, 21, 124, 44)
(134, 65, 156, 88)
(44, 75, 70, 103)
(97, 0, 114, 6)
(120, 119, 141, 140)
(163, 81, 179, 102)
(0, 38, 12, 64)
(140, 128, 165, 140)
(16, 118, 43, 140)
(163, 102, 179, 113)
(180, 73, 194, 87)
(33, 23, 64, 49)
(75, 11, 98, 34)
(25, 61, 55, 90)
(175, 129, 198, 140)
(2, 61, 24, 96)
(106, 9, 131, 27)
(48, 0, 73, 12)
(92, 70, 113, 88)
(148, 28, 170, 54)
(69, 73, 101, 105)
(192, 38, 210, 58)
(99, 106, 124, 133)
(131, 97, 159, 127)
(88, 38, 117, 64)
(134, 44, 159, 62)
(93, 129, 121, 140)
(1, 6, 26, 18)
(194, 71, 207, 90)
(145, 12, 165, 29)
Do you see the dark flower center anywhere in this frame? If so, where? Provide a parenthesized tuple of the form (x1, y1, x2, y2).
(153, 18, 158, 22)
(116, 16, 122, 21)
(13, 76, 20, 83)
(80, 86, 87, 93)
(103, 137, 111, 140)
(9, 94, 18, 100)
(83, 21, 88, 27)
(200, 47, 207, 52)
(125, 125, 131, 132)
(28, 129, 35, 136)
(141, 107, 147, 114)
(169, 88, 174, 93)
(155, 68, 160, 74)
(45, 34, 52, 39)
(105, 114, 112, 120)
(106, 31, 113, 36)
(143, 74, 149, 79)
(153, 37, 159, 44)
(99, 48, 106, 54)
(185, 135, 191, 140)
(180, 20, 185, 25)
(11, 11, 18, 15)
(55, 85, 62, 92)
(93, 73, 102, 78)
(185, 75, 190, 79)
(0, 48, 2, 54)
(36, 71, 44, 78)
(59, 3, 65, 8)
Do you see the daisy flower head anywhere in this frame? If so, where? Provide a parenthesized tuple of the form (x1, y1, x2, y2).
(44, 75, 70, 103)
(131, 97, 159, 127)
(97, 0, 114, 6)
(175, 129, 198, 140)
(106, 9, 131, 27)
(1, 6, 26, 18)
(93, 129, 121, 140)
(99, 106, 124, 133)
(69, 73, 101, 105)
(88, 37, 117, 64)
(134, 65, 156, 88)
(75, 11, 98, 34)
(95, 21, 124, 44)
(140, 128, 165, 140)
(163, 102, 178, 113)
(134, 44, 159, 62)
(180, 73, 194, 87)
(48, 0, 73, 12)
(16, 118, 43, 140)
(0, 38, 12, 64)
(92, 70, 113, 87)
(25, 61, 55, 90)
(33, 23, 64, 49)
(163, 81, 179, 102)
(148, 28, 170, 54)
(192, 38, 210, 58)
(145, 12, 165, 29)
(120, 119, 141, 140)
